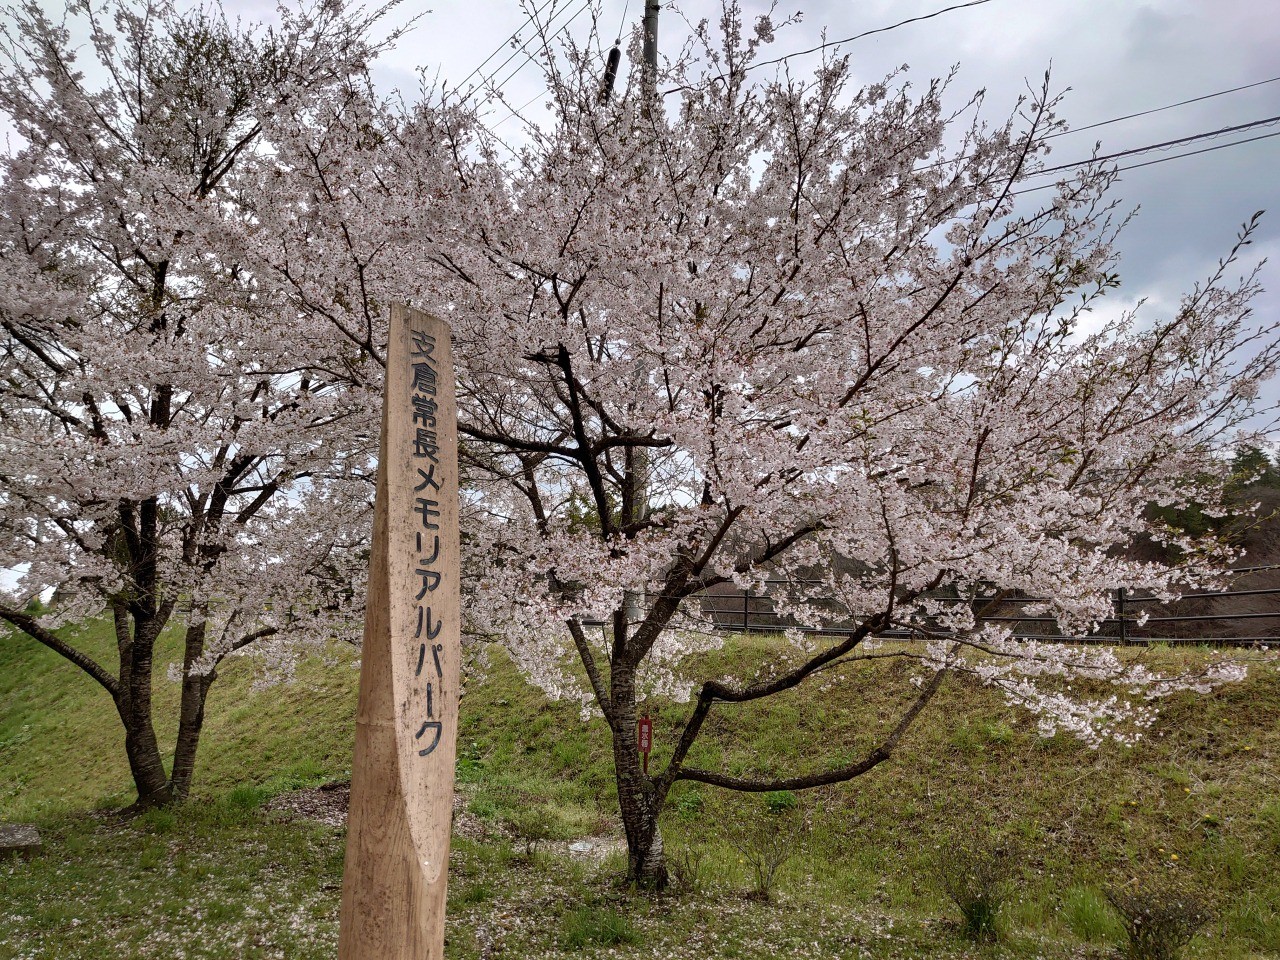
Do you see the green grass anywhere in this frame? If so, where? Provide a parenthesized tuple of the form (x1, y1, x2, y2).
(3, 619, 1280, 957)
(1061, 885, 1125, 945)
(560, 903, 640, 949)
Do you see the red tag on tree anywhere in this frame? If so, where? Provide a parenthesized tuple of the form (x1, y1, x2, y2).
(638, 714, 652, 754)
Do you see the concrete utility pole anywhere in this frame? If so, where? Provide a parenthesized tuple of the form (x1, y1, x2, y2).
(642, 0, 660, 107)
(623, 1, 660, 630)
(338, 305, 462, 960)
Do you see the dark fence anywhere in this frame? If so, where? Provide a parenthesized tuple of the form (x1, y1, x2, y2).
(691, 564, 1280, 648)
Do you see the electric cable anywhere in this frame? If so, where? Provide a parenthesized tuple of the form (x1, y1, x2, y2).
(752, 0, 996, 74)
(1011, 128, 1280, 196)
(452, 0, 560, 97)
(485, 0, 596, 132)
(1047, 75, 1280, 140)
(474, 0, 593, 106)
(1026, 113, 1280, 180)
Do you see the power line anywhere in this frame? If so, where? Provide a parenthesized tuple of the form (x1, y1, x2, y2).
(474, 0, 593, 104)
(1029, 113, 1280, 179)
(1047, 75, 1280, 140)
(452, 0, 560, 96)
(749, 0, 997, 74)
(1012, 129, 1280, 196)
(490, 88, 555, 132)
(476, 1, 1280, 182)
(907, 74, 1280, 177)
(614, 0, 631, 44)
(482, 1, 596, 134)
(1118, 128, 1280, 172)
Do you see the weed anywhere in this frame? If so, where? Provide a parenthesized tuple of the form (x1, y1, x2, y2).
(225, 784, 271, 812)
(1062, 885, 1125, 944)
(456, 741, 486, 783)
(135, 807, 177, 835)
(504, 808, 555, 856)
(1259, 799, 1280, 854)
(673, 789, 704, 818)
(457, 881, 493, 906)
(669, 844, 708, 895)
(764, 790, 798, 814)
(728, 801, 804, 901)
(1226, 887, 1280, 953)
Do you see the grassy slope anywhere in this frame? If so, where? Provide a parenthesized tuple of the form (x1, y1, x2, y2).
(0, 619, 357, 818)
(2, 621, 1279, 958)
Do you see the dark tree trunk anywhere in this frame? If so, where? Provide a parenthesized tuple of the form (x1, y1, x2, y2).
(610, 661, 668, 887)
(170, 620, 214, 801)
(113, 610, 173, 809)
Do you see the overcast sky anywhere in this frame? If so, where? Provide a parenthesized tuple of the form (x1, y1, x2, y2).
(12, 0, 1280, 392)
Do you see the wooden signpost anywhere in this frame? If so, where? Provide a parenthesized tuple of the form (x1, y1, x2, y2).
(338, 304, 461, 960)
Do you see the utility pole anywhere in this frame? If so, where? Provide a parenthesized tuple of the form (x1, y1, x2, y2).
(642, 0, 660, 109)
(622, 1, 660, 630)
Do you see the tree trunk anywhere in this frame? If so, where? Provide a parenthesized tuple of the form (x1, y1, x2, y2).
(169, 620, 214, 802)
(115, 614, 173, 809)
(610, 662, 668, 887)
(621, 801, 666, 887)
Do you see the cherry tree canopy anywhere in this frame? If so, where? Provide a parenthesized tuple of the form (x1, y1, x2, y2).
(392, 12, 1276, 731)
(353, 7, 1275, 880)
(0, 0, 394, 805)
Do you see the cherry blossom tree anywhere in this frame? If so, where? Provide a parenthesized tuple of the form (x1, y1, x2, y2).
(369, 6, 1276, 884)
(0, 0, 395, 809)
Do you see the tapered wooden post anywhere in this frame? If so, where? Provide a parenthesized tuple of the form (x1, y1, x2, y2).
(338, 304, 460, 959)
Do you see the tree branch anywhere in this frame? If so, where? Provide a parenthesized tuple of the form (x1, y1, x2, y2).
(212, 625, 279, 667)
(0, 606, 120, 699)
(675, 664, 947, 792)
(566, 619, 613, 724)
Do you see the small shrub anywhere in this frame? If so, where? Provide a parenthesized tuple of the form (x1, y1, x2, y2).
(561, 905, 638, 949)
(504, 805, 557, 856)
(728, 801, 804, 901)
(934, 839, 1017, 942)
(669, 845, 708, 894)
(1107, 881, 1214, 960)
